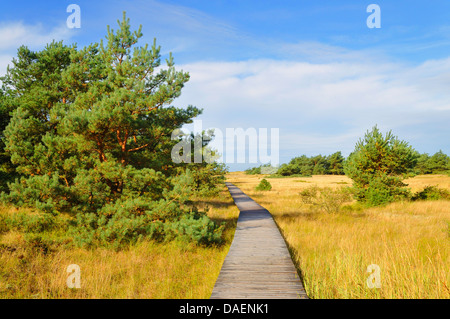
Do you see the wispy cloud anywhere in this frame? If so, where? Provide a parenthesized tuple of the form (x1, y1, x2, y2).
(0, 21, 71, 51)
(107, 0, 245, 57)
(0, 21, 73, 75)
(274, 41, 390, 63)
(0, 54, 13, 77)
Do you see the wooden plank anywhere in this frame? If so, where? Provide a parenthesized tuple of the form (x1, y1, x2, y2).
(210, 182, 308, 299)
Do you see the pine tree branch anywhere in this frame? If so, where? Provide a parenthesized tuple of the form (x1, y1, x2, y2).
(128, 143, 150, 152)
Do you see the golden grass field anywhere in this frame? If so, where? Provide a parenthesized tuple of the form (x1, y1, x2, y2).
(0, 190, 239, 299)
(226, 172, 450, 299)
(1, 173, 449, 299)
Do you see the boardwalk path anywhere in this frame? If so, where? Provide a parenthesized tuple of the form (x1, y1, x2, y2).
(210, 182, 308, 299)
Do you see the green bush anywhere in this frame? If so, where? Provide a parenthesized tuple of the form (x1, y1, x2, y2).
(5, 212, 59, 233)
(69, 208, 155, 249)
(344, 126, 417, 207)
(300, 185, 352, 213)
(0, 214, 9, 234)
(68, 171, 223, 249)
(245, 166, 262, 175)
(359, 177, 412, 207)
(165, 211, 224, 245)
(276, 152, 345, 176)
(188, 162, 227, 198)
(24, 233, 52, 255)
(412, 185, 450, 201)
(69, 203, 224, 249)
(245, 164, 278, 175)
(255, 179, 272, 191)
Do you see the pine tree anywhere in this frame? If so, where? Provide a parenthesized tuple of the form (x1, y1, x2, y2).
(1, 43, 73, 193)
(327, 151, 345, 175)
(1, 12, 223, 247)
(414, 153, 431, 175)
(0, 90, 15, 191)
(344, 126, 418, 206)
(182, 130, 227, 197)
(427, 150, 449, 174)
(311, 154, 329, 175)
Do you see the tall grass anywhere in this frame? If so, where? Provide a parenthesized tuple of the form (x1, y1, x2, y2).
(0, 187, 239, 299)
(226, 172, 450, 299)
(0, 238, 230, 298)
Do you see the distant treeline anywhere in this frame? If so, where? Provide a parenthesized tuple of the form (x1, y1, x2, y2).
(414, 151, 450, 175)
(245, 150, 450, 176)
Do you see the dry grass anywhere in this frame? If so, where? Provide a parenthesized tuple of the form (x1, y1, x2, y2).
(404, 174, 450, 193)
(2, 173, 449, 299)
(226, 172, 450, 299)
(0, 187, 239, 299)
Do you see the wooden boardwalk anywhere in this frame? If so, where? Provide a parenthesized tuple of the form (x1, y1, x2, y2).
(210, 182, 308, 299)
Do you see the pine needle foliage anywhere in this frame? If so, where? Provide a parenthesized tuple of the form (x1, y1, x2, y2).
(344, 126, 418, 206)
(255, 178, 272, 191)
(0, 13, 224, 247)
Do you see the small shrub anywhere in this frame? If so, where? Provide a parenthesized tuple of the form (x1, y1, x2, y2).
(24, 233, 51, 255)
(245, 164, 278, 175)
(299, 185, 320, 205)
(412, 185, 450, 201)
(245, 166, 261, 175)
(300, 185, 352, 213)
(165, 211, 224, 245)
(255, 179, 272, 191)
(5, 212, 58, 233)
(69, 198, 224, 249)
(0, 214, 9, 234)
(356, 177, 411, 207)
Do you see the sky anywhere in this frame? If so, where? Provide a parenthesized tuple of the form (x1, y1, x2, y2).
(1, 0, 450, 171)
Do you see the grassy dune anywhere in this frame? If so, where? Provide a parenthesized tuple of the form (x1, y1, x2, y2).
(226, 172, 450, 299)
(0, 188, 239, 299)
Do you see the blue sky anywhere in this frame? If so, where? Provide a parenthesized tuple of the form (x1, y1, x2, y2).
(1, 1, 450, 170)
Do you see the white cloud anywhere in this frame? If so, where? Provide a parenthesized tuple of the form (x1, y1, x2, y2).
(111, 0, 244, 55)
(276, 41, 383, 63)
(0, 54, 13, 77)
(0, 21, 74, 77)
(174, 56, 450, 163)
(179, 57, 450, 115)
(0, 21, 71, 51)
